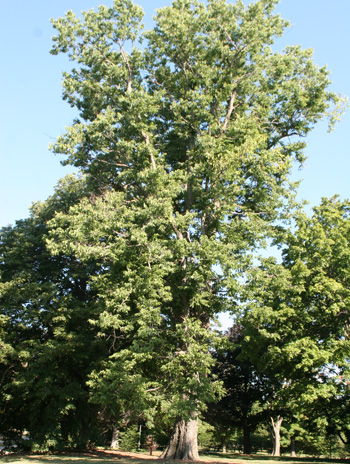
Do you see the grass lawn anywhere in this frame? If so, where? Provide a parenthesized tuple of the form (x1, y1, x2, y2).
(0, 450, 348, 464)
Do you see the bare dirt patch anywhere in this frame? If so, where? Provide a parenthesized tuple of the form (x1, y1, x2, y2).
(95, 450, 160, 461)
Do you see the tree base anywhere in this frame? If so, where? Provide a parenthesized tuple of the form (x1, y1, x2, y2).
(161, 417, 199, 461)
(110, 428, 119, 449)
(270, 416, 283, 457)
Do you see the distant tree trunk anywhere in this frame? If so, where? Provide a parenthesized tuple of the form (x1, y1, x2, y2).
(290, 436, 296, 457)
(138, 424, 142, 450)
(270, 416, 283, 456)
(161, 414, 199, 460)
(111, 427, 119, 449)
(222, 439, 227, 453)
(243, 421, 251, 454)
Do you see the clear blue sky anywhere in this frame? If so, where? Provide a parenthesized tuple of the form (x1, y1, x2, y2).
(1, 0, 349, 228)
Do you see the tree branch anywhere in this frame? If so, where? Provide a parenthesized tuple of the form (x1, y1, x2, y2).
(118, 40, 133, 93)
(221, 90, 238, 132)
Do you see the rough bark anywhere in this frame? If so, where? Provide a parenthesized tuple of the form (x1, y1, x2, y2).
(270, 416, 283, 456)
(161, 415, 199, 461)
(110, 427, 119, 449)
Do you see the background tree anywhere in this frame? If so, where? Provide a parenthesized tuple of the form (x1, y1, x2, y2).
(205, 326, 274, 454)
(0, 175, 109, 451)
(240, 196, 350, 456)
(46, 0, 342, 458)
(326, 381, 350, 452)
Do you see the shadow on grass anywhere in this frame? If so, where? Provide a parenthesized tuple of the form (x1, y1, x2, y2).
(0, 450, 118, 463)
(0, 450, 160, 464)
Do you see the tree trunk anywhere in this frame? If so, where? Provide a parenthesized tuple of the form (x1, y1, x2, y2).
(161, 415, 199, 460)
(270, 416, 283, 456)
(111, 427, 119, 449)
(222, 441, 227, 453)
(290, 436, 296, 457)
(243, 422, 251, 454)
